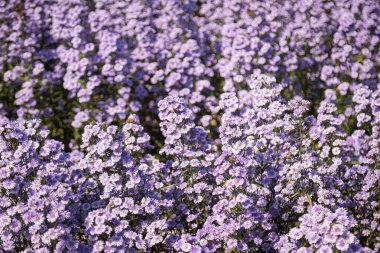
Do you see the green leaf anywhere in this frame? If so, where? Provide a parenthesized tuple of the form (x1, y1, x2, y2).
(306, 193, 313, 206)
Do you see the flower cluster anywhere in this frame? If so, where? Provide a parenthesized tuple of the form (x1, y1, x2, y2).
(1, 0, 379, 146)
(74, 116, 168, 251)
(0, 119, 77, 252)
(1, 0, 380, 252)
(1, 73, 380, 252)
(275, 205, 368, 253)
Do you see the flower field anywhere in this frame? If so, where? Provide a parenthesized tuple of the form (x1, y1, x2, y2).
(0, 0, 379, 252)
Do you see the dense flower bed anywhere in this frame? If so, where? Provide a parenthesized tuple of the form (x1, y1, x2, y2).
(0, 0, 379, 252)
